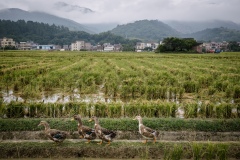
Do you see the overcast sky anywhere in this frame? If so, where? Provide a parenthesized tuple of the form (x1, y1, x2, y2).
(0, 0, 239, 24)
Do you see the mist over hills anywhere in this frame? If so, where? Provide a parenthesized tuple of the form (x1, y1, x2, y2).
(185, 27, 240, 42)
(54, 2, 94, 13)
(110, 20, 240, 42)
(0, 8, 94, 33)
(1, 8, 240, 42)
(164, 20, 240, 34)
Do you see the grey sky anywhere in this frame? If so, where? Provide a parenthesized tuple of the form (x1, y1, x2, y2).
(0, 0, 239, 24)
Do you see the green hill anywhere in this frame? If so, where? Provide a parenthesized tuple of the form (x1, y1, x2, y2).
(111, 20, 180, 41)
(165, 20, 240, 34)
(0, 20, 139, 49)
(185, 27, 240, 42)
(0, 8, 94, 33)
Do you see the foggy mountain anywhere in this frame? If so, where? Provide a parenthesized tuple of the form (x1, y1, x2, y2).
(1, 7, 240, 42)
(54, 2, 94, 13)
(164, 20, 240, 34)
(0, 8, 94, 33)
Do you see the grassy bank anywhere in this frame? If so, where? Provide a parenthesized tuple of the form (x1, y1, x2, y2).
(0, 141, 239, 159)
(0, 118, 240, 132)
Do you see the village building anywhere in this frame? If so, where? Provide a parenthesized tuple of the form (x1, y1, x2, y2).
(202, 41, 229, 53)
(0, 37, 17, 48)
(135, 42, 159, 52)
(71, 41, 85, 51)
(19, 41, 38, 50)
(37, 45, 55, 50)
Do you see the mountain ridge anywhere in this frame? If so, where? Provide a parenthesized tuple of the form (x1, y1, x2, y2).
(185, 27, 240, 42)
(0, 8, 94, 33)
(1, 8, 240, 42)
(111, 20, 180, 41)
(164, 20, 240, 34)
(54, 2, 94, 13)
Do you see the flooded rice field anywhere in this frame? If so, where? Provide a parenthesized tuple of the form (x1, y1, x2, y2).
(1, 89, 238, 119)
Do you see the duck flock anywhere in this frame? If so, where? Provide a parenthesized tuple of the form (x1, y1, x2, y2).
(38, 115, 159, 145)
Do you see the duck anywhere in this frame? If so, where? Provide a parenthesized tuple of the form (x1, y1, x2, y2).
(71, 115, 96, 143)
(89, 116, 116, 145)
(133, 115, 159, 144)
(38, 121, 67, 143)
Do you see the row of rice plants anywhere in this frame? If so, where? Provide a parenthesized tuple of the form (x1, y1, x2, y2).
(160, 142, 230, 160)
(190, 142, 229, 160)
(1, 101, 239, 119)
(120, 84, 184, 100)
(184, 102, 240, 118)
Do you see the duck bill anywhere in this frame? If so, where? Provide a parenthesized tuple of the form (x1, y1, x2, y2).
(88, 118, 93, 122)
(71, 118, 74, 121)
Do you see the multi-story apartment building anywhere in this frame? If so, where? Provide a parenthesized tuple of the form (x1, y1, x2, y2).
(0, 37, 16, 48)
(202, 41, 229, 53)
(71, 41, 85, 51)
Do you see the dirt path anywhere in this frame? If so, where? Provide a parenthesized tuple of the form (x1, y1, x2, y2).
(1, 131, 240, 141)
(1, 139, 240, 143)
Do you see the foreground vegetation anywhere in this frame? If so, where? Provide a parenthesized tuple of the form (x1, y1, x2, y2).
(0, 118, 240, 132)
(1, 141, 240, 159)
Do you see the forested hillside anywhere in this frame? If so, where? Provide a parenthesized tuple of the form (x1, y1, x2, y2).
(0, 8, 93, 33)
(164, 20, 240, 34)
(0, 20, 140, 49)
(185, 27, 240, 42)
(111, 20, 180, 41)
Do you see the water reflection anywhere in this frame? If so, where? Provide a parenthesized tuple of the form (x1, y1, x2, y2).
(1, 90, 237, 119)
(1, 90, 120, 104)
(1, 90, 24, 103)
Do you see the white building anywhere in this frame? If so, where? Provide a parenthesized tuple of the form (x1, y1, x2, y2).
(19, 41, 38, 50)
(135, 42, 160, 51)
(104, 45, 114, 52)
(37, 45, 55, 50)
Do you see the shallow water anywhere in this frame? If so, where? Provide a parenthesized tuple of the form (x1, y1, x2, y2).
(1, 89, 120, 104)
(1, 90, 238, 119)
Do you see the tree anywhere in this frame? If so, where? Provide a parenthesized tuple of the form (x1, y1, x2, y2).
(228, 41, 240, 51)
(155, 37, 198, 53)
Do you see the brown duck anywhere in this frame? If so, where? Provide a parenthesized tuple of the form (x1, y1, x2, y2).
(38, 121, 67, 143)
(133, 115, 159, 143)
(72, 115, 96, 143)
(89, 116, 116, 145)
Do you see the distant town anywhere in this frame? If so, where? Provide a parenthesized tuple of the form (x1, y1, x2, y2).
(1, 37, 240, 53)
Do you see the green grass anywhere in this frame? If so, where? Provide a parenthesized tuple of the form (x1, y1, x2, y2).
(0, 141, 239, 159)
(0, 118, 240, 132)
